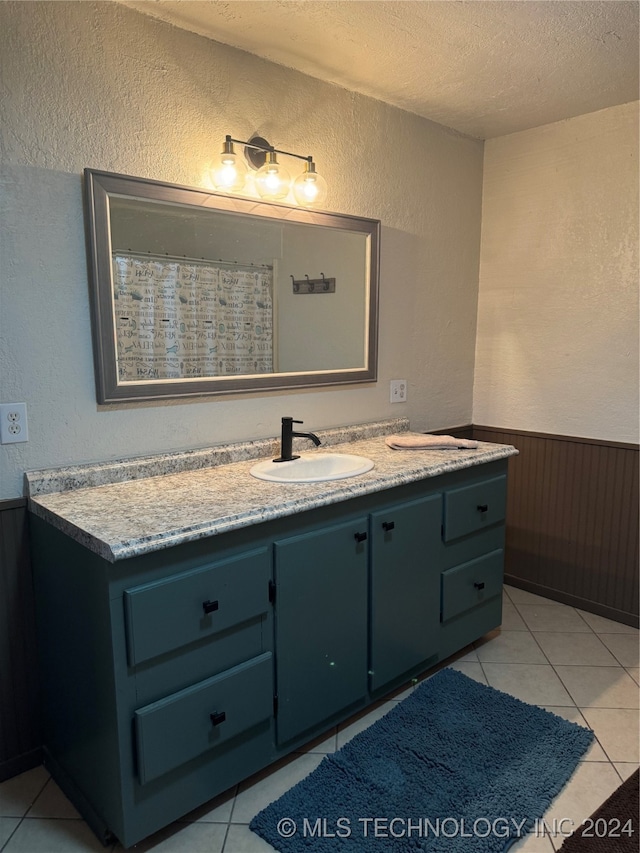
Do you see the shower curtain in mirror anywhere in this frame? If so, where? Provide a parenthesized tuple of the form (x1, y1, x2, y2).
(112, 254, 273, 381)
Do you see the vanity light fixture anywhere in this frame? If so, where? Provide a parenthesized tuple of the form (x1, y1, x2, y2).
(212, 135, 328, 207)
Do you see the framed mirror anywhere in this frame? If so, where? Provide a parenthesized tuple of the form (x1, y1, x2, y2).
(84, 169, 380, 403)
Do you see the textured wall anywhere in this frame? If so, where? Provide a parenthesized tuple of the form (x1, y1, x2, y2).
(0, 1, 483, 500)
(474, 102, 639, 442)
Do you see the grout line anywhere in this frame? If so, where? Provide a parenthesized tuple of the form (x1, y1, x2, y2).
(0, 817, 24, 853)
(0, 771, 54, 851)
(220, 821, 231, 853)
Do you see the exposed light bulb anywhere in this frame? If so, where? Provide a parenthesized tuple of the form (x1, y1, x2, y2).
(211, 138, 247, 192)
(255, 152, 291, 200)
(293, 161, 328, 207)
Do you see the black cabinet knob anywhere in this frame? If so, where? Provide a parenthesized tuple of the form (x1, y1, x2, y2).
(210, 711, 226, 726)
(354, 531, 368, 543)
(477, 504, 489, 513)
(474, 582, 485, 590)
(202, 599, 219, 615)
(382, 521, 395, 532)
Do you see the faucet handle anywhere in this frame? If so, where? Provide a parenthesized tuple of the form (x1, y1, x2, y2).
(282, 416, 303, 425)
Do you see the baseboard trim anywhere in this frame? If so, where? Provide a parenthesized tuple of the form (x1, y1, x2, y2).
(0, 497, 27, 511)
(504, 574, 639, 629)
(0, 748, 42, 783)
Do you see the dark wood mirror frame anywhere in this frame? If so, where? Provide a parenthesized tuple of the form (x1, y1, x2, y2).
(84, 169, 380, 404)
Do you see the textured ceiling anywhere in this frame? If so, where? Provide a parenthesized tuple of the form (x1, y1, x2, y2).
(122, 0, 639, 138)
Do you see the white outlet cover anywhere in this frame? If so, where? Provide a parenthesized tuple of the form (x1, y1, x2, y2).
(390, 380, 407, 403)
(0, 402, 28, 443)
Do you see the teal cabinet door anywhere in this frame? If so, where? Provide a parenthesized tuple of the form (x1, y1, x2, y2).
(369, 494, 441, 692)
(274, 517, 369, 744)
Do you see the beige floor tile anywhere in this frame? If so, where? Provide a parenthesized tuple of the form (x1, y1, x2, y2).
(500, 600, 529, 631)
(0, 766, 49, 818)
(599, 633, 640, 668)
(27, 778, 81, 819)
(475, 630, 547, 664)
(482, 663, 574, 706)
(541, 707, 608, 761)
(575, 611, 639, 634)
(626, 667, 639, 685)
(614, 762, 639, 781)
(440, 643, 477, 666)
(533, 632, 619, 666)
(223, 823, 277, 852)
(4, 818, 109, 852)
(452, 645, 479, 663)
(580, 708, 639, 762)
(543, 762, 621, 846)
(445, 660, 488, 683)
(114, 820, 227, 852)
(231, 753, 323, 824)
(336, 700, 397, 749)
(555, 666, 639, 709)
(516, 605, 592, 633)
(0, 817, 21, 848)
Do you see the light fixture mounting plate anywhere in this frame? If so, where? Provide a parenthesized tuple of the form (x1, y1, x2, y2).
(245, 136, 270, 170)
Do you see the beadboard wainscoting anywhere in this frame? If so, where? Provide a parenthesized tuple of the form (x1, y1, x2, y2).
(0, 499, 41, 781)
(473, 427, 639, 627)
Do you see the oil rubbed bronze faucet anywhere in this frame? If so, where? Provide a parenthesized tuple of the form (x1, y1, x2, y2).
(274, 417, 321, 462)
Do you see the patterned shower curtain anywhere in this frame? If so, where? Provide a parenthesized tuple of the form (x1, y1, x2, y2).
(112, 254, 273, 381)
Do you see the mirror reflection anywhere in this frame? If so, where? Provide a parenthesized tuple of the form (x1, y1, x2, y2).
(84, 170, 379, 402)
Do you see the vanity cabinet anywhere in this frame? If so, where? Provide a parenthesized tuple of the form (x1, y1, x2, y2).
(29, 458, 509, 849)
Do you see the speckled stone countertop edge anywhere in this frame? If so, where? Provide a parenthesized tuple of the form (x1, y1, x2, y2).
(28, 440, 519, 563)
(25, 417, 410, 496)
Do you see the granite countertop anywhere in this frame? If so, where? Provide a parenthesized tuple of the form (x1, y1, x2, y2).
(27, 419, 518, 563)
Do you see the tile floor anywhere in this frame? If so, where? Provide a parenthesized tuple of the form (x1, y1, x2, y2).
(1, 584, 637, 852)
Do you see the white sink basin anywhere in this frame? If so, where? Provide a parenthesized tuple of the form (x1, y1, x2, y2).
(250, 453, 374, 483)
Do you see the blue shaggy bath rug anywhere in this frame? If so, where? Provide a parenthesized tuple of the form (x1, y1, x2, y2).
(250, 668, 594, 851)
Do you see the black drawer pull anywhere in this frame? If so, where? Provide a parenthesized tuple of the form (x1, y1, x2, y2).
(382, 521, 395, 532)
(354, 531, 368, 543)
(210, 711, 226, 726)
(202, 599, 219, 615)
(474, 582, 485, 590)
(477, 504, 489, 513)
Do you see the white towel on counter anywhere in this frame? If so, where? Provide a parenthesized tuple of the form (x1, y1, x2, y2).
(385, 432, 479, 450)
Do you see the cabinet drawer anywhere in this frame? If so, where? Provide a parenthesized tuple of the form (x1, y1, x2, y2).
(441, 549, 503, 622)
(134, 652, 272, 785)
(443, 475, 506, 541)
(124, 548, 270, 666)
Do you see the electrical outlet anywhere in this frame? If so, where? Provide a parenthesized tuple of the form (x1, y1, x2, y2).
(390, 380, 407, 403)
(0, 403, 29, 444)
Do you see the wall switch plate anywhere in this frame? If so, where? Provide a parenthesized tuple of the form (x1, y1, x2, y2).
(0, 403, 29, 444)
(390, 380, 407, 403)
